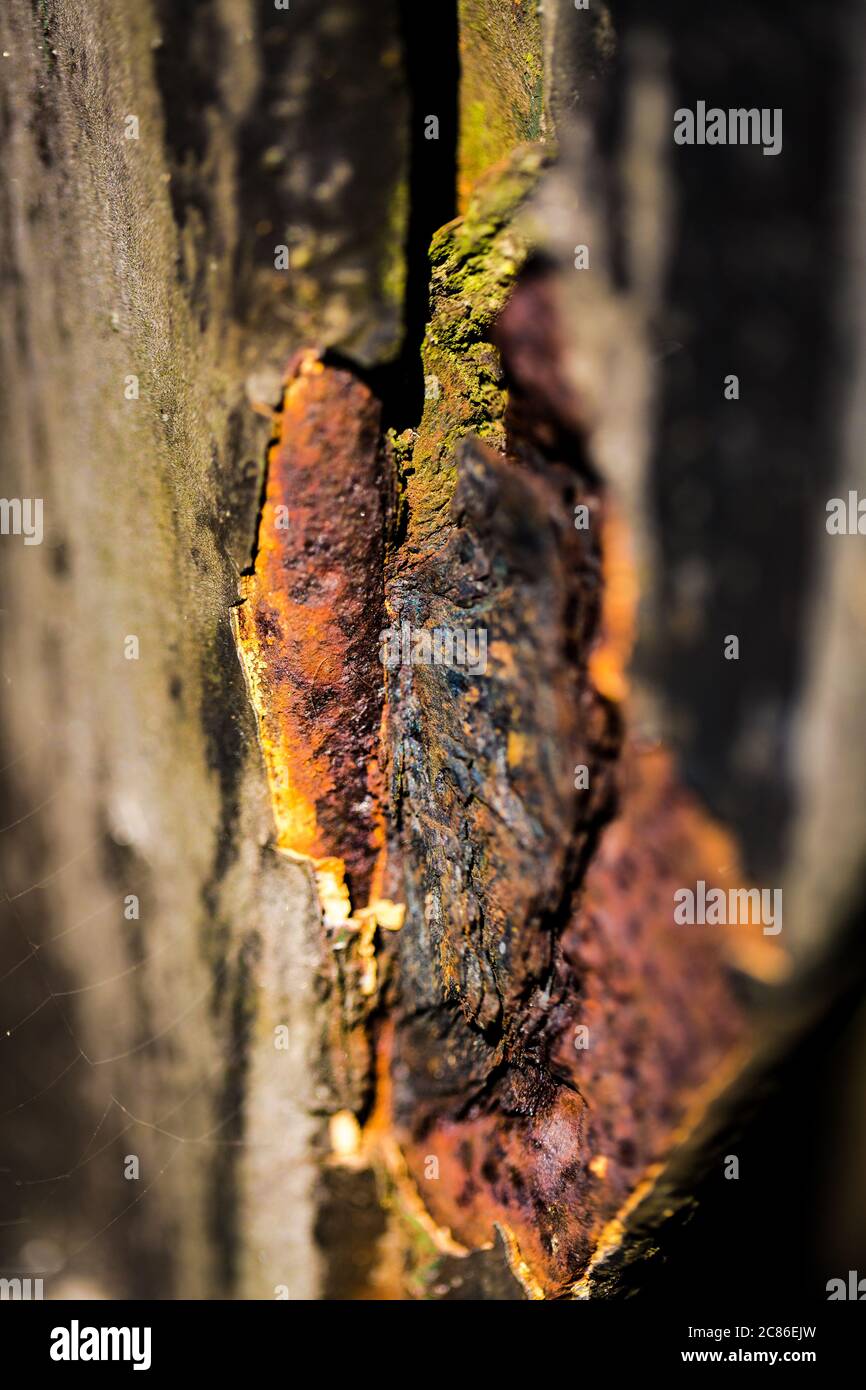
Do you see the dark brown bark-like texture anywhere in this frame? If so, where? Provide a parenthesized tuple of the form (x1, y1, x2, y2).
(2, 0, 866, 1304)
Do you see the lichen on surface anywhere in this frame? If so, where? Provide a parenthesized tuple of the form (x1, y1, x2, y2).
(397, 143, 551, 553)
(458, 0, 546, 209)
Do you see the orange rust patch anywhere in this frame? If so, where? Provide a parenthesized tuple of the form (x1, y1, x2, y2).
(589, 505, 639, 704)
(231, 349, 397, 929)
(392, 747, 757, 1297)
(380, 257, 765, 1296)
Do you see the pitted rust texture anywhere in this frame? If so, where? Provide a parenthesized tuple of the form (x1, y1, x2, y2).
(231, 350, 386, 912)
(385, 269, 749, 1297)
(228, 239, 754, 1297)
(394, 745, 746, 1296)
(387, 435, 614, 1047)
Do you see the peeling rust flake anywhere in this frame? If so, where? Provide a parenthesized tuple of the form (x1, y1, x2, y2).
(230, 222, 770, 1302)
(380, 264, 761, 1298)
(231, 349, 400, 935)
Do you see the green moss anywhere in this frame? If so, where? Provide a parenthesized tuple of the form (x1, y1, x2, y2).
(401, 144, 550, 547)
(458, 0, 545, 206)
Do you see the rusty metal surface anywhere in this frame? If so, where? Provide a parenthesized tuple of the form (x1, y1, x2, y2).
(231, 350, 387, 917)
(382, 269, 753, 1297)
(231, 256, 761, 1300)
